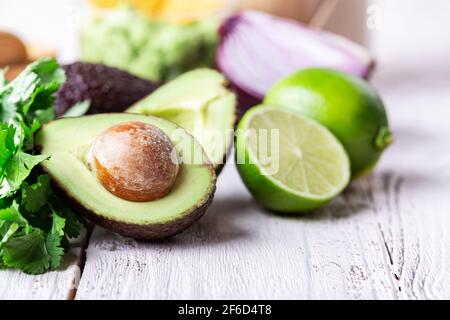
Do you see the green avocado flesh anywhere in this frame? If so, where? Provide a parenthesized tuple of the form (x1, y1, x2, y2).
(36, 114, 216, 239)
(128, 69, 236, 170)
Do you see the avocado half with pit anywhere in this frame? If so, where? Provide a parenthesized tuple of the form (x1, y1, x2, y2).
(128, 69, 236, 173)
(36, 113, 216, 240)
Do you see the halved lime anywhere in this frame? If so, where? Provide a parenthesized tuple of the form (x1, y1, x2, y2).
(236, 106, 351, 213)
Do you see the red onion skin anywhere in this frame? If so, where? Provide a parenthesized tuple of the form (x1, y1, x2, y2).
(217, 11, 375, 114)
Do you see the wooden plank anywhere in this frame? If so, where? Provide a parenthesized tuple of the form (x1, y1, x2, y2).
(0, 236, 87, 300)
(72, 155, 402, 299)
(367, 80, 450, 299)
(75, 96, 450, 300)
(368, 0, 450, 297)
(74, 162, 399, 299)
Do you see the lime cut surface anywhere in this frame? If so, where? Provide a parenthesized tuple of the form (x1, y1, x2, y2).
(236, 106, 351, 213)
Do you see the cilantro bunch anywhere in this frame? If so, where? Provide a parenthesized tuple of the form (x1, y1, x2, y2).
(0, 58, 84, 274)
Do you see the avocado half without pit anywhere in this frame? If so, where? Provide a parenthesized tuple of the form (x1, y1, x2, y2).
(128, 69, 237, 174)
(36, 114, 216, 240)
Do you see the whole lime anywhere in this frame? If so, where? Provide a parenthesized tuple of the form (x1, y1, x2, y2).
(264, 68, 392, 177)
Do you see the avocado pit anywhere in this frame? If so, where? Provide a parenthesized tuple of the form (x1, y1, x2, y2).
(89, 121, 179, 202)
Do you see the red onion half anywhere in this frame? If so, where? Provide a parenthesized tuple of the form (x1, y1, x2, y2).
(217, 10, 375, 110)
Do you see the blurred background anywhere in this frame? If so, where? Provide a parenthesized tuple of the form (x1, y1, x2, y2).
(0, 0, 449, 95)
(0, 0, 369, 62)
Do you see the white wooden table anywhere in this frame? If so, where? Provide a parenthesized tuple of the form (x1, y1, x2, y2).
(1, 0, 450, 300)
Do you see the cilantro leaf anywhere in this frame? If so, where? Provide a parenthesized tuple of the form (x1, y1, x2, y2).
(20, 119, 41, 152)
(45, 233, 64, 270)
(0, 58, 65, 125)
(32, 107, 55, 124)
(0, 201, 32, 244)
(0, 152, 49, 198)
(2, 228, 50, 274)
(0, 59, 86, 275)
(50, 210, 66, 237)
(21, 174, 52, 213)
(29, 58, 66, 86)
(46, 212, 66, 269)
(0, 202, 27, 244)
(0, 222, 20, 244)
(0, 95, 17, 122)
(0, 123, 17, 174)
(50, 197, 82, 239)
(0, 203, 28, 226)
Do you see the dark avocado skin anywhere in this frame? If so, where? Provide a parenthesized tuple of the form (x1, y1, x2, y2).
(52, 174, 216, 241)
(55, 62, 158, 117)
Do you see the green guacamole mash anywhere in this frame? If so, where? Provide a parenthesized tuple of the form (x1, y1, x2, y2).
(80, 8, 219, 82)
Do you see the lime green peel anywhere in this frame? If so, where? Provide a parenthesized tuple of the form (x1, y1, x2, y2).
(265, 68, 392, 177)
